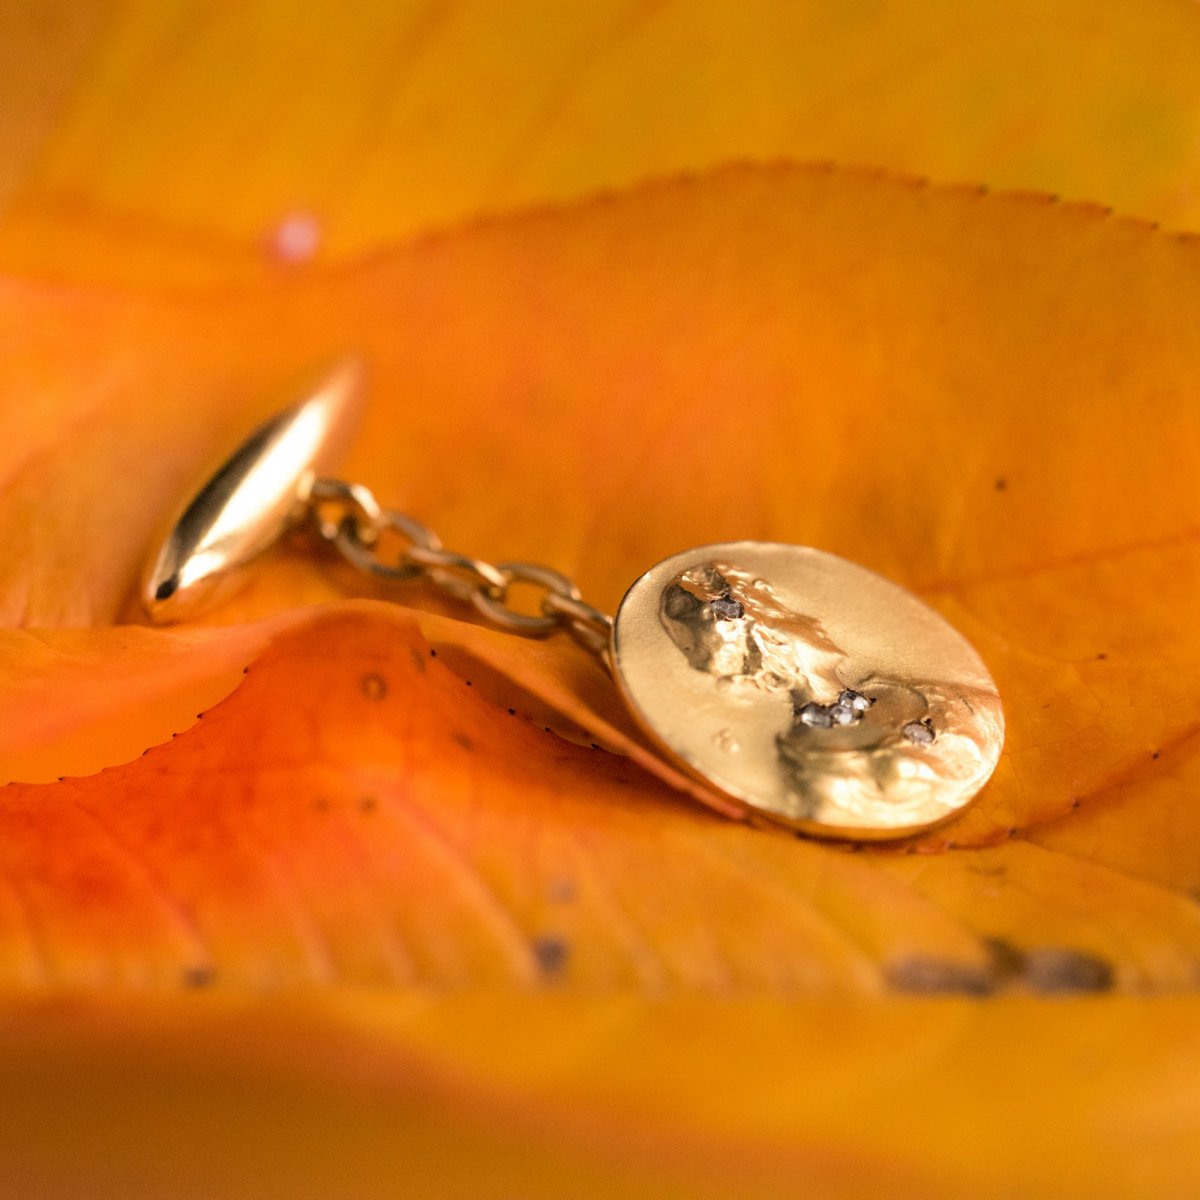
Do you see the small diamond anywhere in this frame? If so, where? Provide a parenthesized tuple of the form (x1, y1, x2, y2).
(903, 719, 935, 744)
(710, 593, 744, 620)
(838, 689, 873, 713)
(798, 702, 834, 728)
(829, 703, 857, 725)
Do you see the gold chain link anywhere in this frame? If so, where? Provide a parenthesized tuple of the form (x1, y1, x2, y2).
(307, 478, 613, 659)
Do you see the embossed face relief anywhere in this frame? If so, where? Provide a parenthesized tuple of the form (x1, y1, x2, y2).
(612, 543, 1004, 838)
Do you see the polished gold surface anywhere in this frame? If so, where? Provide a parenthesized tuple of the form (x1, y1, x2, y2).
(142, 358, 363, 623)
(611, 542, 1004, 839)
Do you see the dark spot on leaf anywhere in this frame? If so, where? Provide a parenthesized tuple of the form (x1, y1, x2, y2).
(533, 935, 569, 977)
(361, 673, 388, 701)
(994, 477, 1008, 491)
(1022, 947, 1114, 994)
(451, 731, 474, 751)
(359, 796, 377, 814)
(314, 796, 330, 813)
(1152, 751, 1161, 761)
(183, 966, 215, 988)
(978, 939, 1115, 995)
(982, 936, 1026, 982)
(886, 957, 994, 996)
(508, 708, 517, 716)
(429, 647, 437, 658)
(1096, 652, 1108, 661)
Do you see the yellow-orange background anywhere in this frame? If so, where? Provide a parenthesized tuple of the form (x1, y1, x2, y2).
(2, 3, 1200, 1198)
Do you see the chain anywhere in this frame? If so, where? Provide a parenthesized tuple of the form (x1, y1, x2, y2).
(307, 478, 614, 659)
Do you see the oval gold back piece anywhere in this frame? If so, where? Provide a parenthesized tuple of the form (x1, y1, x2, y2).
(141, 357, 364, 623)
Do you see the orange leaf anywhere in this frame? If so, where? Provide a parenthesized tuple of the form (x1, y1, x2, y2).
(0, 605, 989, 990)
(5, 0, 1200, 285)
(1, 607, 1199, 1198)
(3, 164, 1200, 1192)
(2, 601, 1198, 997)
(0, 617, 295, 785)
(3, 165, 1197, 851)
(4, 991, 1200, 1200)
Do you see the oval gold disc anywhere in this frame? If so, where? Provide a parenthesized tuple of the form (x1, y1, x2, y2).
(611, 542, 1004, 839)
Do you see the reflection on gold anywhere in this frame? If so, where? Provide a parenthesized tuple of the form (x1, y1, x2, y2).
(659, 561, 1002, 829)
(142, 358, 363, 623)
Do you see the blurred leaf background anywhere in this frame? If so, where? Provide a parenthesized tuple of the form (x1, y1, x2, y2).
(6, 0, 1200, 280)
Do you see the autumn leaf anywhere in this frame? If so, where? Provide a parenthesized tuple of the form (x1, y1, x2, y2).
(0, 617, 295, 785)
(5, 165, 1198, 849)
(5, 0, 1200, 283)
(5, 989, 1199, 1200)
(2, 605, 1199, 1195)
(4, 2, 1200, 1197)
(0, 153, 1198, 1193)
(6, 597, 1200, 991)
